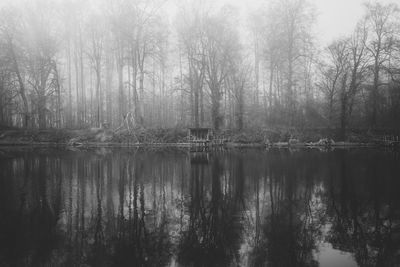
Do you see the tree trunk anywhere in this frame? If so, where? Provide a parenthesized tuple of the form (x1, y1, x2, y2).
(38, 93, 47, 129)
(138, 45, 145, 125)
(268, 61, 274, 122)
(194, 82, 199, 127)
(254, 32, 260, 107)
(200, 84, 204, 126)
(67, 37, 72, 127)
(80, 33, 86, 125)
(371, 53, 380, 128)
(211, 84, 221, 130)
(9, 41, 29, 128)
(117, 44, 125, 125)
(74, 39, 80, 126)
(96, 68, 101, 127)
(54, 64, 62, 128)
(339, 73, 348, 141)
(236, 85, 244, 130)
(105, 53, 113, 127)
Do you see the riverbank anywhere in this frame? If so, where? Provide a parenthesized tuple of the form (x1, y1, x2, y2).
(0, 126, 398, 149)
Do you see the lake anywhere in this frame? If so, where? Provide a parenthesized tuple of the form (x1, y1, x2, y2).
(0, 148, 399, 267)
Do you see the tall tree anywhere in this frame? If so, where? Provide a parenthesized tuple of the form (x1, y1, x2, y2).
(365, 2, 399, 127)
(23, 2, 58, 128)
(0, 7, 30, 127)
(203, 6, 239, 130)
(318, 39, 349, 128)
(86, 14, 104, 127)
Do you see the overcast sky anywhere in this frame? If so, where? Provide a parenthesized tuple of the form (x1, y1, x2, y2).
(0, 0, 397, 46)
(191, 0, 398, 45)
(313, 0, 397, 44)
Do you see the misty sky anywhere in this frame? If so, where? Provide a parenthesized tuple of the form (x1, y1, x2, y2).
(211, 0, 398, 45)
(0, 0, 397, 46)
(168, 0, 398, 45)
(313, 0, 396, 44)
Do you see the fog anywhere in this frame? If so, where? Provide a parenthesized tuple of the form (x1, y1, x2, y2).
(0, 0, 399, 139)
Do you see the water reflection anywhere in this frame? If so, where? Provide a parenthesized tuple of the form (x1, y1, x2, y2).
(0, 148, 399, 266)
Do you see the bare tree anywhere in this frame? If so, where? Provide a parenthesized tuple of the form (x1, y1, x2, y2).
(203, 7, 240, 130)
(86, 14, 104, 127)
(0, 7, 30, 127)
(23, 3, 58, 128)
(318, 39, 349, 128)
(365, 2, 399, 127)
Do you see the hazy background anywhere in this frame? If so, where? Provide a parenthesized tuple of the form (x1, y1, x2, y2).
(1, 0, 396, 44)
(0, 0, 399, 138)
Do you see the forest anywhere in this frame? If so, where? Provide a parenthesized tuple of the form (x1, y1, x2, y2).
(0, 0, 400, 141)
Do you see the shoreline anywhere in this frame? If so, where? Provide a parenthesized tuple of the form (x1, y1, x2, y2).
(0, 141, 394, 149)
(0, 127, 399, 150)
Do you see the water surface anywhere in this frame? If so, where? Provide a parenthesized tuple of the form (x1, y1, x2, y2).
(0, 148, 399, 267)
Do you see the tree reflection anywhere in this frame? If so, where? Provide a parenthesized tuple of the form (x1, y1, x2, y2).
(0, 154, 64, 266)
(0, 150, 177, 266)
(325, 150, 400, 266)
(177, 152, 244, 267)
(0, 149, 400, 266)
(248, 150, 323, 267)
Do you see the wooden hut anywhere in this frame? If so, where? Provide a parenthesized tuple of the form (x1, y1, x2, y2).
(188, 128, 212, 142)
(188, 128, 212, 150)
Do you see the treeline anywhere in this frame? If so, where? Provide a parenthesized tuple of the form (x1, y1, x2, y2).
(0, 0, 399, 139)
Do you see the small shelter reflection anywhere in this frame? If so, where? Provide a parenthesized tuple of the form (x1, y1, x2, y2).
(190, 152, 210, 165)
